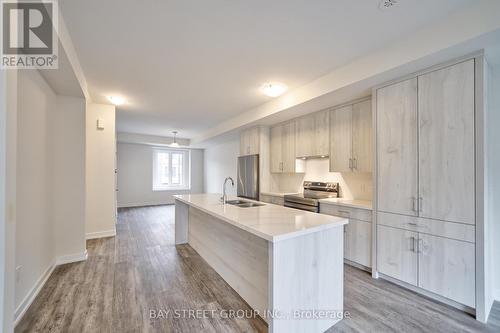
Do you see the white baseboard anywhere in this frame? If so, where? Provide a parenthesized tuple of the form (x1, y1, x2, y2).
(14, 250, 89, 327)
(86, 229, 116, 240)
(14, 260, 56, 326)
(55, 250, 88, 266)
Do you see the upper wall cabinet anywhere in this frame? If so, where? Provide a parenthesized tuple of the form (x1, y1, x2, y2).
(240, 126, 260, 156)
(270, 121, 304, 173)
(295, 110, 329, 158)
(329, 100, 372, 173)
(377, 78, 418, 216)
(376, 60, 475, 224)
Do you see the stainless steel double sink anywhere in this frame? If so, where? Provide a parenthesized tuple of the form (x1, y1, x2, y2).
(225, 200, 265, 208)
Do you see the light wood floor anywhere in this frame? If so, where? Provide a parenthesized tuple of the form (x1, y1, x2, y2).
(16, 205, 500, 333)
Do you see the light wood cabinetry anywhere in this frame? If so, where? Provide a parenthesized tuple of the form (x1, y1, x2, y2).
(375, 59, 477, 309)
(260, 194, 284, 206)
(418, 60, 475, 224)
(295, 110, 329, 157)
(330, 105, 352, 172)
(240, 126, 260, 156)
(345, 219, 371, 267)
(418, 233, 475, 307)
(352, 100, 373, 173)
(320, 203, 372, 268)
(376, 78, 418, 216)
(377, 225, 418, 286)
(270, 121, 304, 173)
(329, 100, 372, 173)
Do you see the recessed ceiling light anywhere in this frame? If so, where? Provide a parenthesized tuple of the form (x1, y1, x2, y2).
(108, 96, 125, 106)
(261, 82, 287, 97)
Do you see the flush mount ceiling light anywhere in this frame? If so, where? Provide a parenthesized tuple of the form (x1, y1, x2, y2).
(170, 131, 179, 147)
(261, 82, 287, 97)
(108, 96, 125, 106)
(379, 0, 398, 10)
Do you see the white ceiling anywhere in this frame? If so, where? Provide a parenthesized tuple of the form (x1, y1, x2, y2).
(59, 0, 474, 138)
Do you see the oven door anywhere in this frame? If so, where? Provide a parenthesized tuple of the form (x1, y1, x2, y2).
(284, 201, 318, 212)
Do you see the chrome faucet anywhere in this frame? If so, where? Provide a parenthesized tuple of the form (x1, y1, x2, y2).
(221, 177, 235, 204)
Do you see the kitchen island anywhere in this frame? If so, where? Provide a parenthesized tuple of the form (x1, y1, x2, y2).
(174, 194, 348, 333)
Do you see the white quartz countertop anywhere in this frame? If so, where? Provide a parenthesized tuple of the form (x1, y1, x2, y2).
(174, 193, 348, 243)
(318, 198, 372, 210)
(260, 191, 300, 197)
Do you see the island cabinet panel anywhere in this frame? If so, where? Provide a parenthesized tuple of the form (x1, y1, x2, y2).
(417, 59, 475, 224)
(188, 207, 269, 318)
(269, 226, 344, 333)
(376, 78, 418, 216)
(295, 110, 329, 158)
(417, 233, 475, 308)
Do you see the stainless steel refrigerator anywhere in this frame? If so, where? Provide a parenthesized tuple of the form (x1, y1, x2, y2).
(237, 154, 259, 201)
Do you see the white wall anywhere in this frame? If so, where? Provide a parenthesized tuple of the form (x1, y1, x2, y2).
(117, 143, 204, 207)
(489, 64, 500, 302)
(85, 103, 116, 238)
(16, 70, 55, 309)
(52, 96, 86, 258)
(1, 69, 17, 333)
(203, 131, 239, 196)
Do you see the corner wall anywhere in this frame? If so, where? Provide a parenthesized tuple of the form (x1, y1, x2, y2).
(203, 132, 240, 196)
(52, 96, 86, 260)
(489, 64, 500, 303)
(116, 143, 204, 207)
(85, 103, 116, 239)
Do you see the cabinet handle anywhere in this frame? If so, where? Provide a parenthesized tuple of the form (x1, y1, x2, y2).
(416, 238, 423, 254)
(410, 236, 416, 252)
(418, 197, 423, 212)
(353, 158, 357, 170)
(411, 197, 417, 212)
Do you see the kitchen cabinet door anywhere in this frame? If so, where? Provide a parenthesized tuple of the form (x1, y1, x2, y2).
(376, 78, 418, 216)
(295, 115, 314, 158)
(270, 125, 283, 173)
(352, 100, 372, 173)
(281, 121, 297, 173)
(330, 105, 352, 172)
(240, 127, 260, 156)
(344, 219, 371, 268)
(377, 225, 418, 286)
(418, 60, 475, 224)
(314, 110, 330, 157)
(418, 233, 475, 307)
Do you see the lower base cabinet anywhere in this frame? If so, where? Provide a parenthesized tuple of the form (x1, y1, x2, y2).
(377, 223, 475, 308)
(345, 219, 372, 267)
(259, 194, 284, 206)
(377, 225, 418, 286)
(418, 234, 475, 307)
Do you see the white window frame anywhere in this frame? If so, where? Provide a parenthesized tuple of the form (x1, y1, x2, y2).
(152, 148, 191, 191)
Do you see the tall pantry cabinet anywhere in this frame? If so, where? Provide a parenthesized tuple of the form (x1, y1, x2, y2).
(375, 59, 479, 310)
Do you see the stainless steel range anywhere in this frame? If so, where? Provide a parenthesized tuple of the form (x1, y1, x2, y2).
(284, 181, 339, 212)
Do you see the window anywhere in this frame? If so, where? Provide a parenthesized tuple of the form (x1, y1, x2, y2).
(152, 148, 190, 191)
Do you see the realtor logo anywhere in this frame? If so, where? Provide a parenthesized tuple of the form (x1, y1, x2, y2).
(1, 0, 58, 69)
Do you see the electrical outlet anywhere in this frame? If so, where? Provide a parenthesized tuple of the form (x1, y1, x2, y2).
(15, 265, 22, 283)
